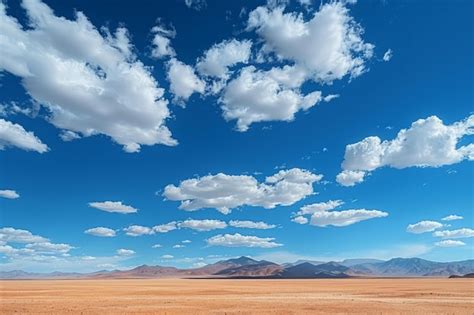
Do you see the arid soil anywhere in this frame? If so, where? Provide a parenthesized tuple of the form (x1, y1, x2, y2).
(1, 278, 473, 314)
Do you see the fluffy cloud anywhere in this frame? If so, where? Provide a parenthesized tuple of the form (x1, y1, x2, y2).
(0, 189, 20, 199)
(291, 216, 308, 224)
(310, 209, 388, 227)
(441, 215, 463, 221)
(167, 58, 205, 103)
(0, 0, 176, 153)
(206, 233, 282, 248)
(178, 219, 227, 232)
(152, 244, 162, 248)
(116, 249, 135, 256)
(228, 220, 276, 229)
(296, 200, 344, 215)
(0, 119, 48, 153)
(383, 49, 393, 61)
(163, 168, 322, 214)
(173, 244, 185, 248)
(153, 222, 178, 233)
(435, 240, 466, 247)
(433, 228, 474, 239)
(123, 225, 154, 237)
(219, 66, 326, 131)
(89, 201, 138, 214)
(84, 227, 116, 237)
(150, 24, 176, 59)
(25, 242, 73, 254)
(292, 200, 387, 227)
(247, 2, 374, 83)
(184, 0, 206, 11)
(161, 254, 174, 259)
(337, 115, 474, 186)
(335, 170, 365, 187)
(406, 221, 444, 234)
(0, 227, 49, 244)
(196, 39, 252, 80)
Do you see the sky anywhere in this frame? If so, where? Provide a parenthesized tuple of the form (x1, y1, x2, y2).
(0, 0, 473, 272)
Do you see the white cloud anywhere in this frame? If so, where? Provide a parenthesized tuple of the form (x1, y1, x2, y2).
(229, 220, 276, 229)
(173, 244, 185, 248)
(406, 221, 443, 234)
(433, 228, 474, 239)
(310, 209, 388, 227)
(123, 225, 154, 237)
(441, 215, 463, 221)
(435, 240, 466, 248)
(291, 216, 308, 224)
(197, 39, 252, 80)
(247, 2, 374, 83)
(161, 254, 174, 259)
(206, 233, 282, 248)
(0, 0, 176, 153)
(335, 170, 366, 187)
(383, 49, 393, 61)
(84, 227, 116, 237)
(116, 249, 135, 256)
(163, 168, 322, 214)
(0, 119, 48, 153)
(25, 242, 73, 255)
(297, 200, 344, 215)
(184, 0, 206, 11)
(178, 219, 227, 232)
(0, 227, 49, 244)
(337, 115, 474, 186)
(89, 201, 138, 214)
(150, 24, 176, 59)
(0, 190, 20, 199)
(220, 66, 325, 131)
(182, 240, 192, 243)
(153, 222, 178, 233)
(167, 58, 205, 103)
(152, 244, 162, 249)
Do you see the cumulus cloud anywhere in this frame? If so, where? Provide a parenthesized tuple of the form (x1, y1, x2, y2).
(0, 119, 48, 153)
(206, 233, 282, 248)
(167, 58, 206, 103)
(25, 242, 73, 255)
(292, 200, 387, 227)
(229, 220, 276, 229)
(163, 168, 322, 214)
(0, 0, 176, 153)
(0, 189, 20, 199)
(219, 66, 326, 131)
(178, 219, 227, 231)
(153, 222, 178, 233)
(433, 228, 474, 239)
(406, 221, 443, 234)
(184, 0, 207, 11)
(89, 201, 138, 214)
(291, 216, 308, 224)
(383, 49, 393, 61)
(123, 225, 154, 237)
(435, 240, 466, 247)
(0, 227, 49, 244)
(84, 227, 116, 237)
(150, 24, 176, 59)
(116, 248, 135, 256)
(337, 115, 474, 186)
(247, 2, 374, 83)
(197, 39, 252, 80)
(441, 215, 463, 221)
(335, 170, 366, 187)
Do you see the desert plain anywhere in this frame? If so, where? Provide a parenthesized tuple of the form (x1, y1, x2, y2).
(1, 278, 473, 314)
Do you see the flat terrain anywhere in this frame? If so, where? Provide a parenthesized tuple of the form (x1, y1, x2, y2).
(1, 278, 473, 314)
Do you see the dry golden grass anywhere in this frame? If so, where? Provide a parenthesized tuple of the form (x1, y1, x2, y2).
(1, 278, 473, 314)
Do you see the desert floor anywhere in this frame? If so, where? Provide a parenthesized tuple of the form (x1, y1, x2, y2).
(1, 278, 473, 314)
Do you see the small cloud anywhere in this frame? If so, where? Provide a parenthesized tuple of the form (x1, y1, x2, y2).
(161, 254, 174, 259)
(441, 215, 463, 221)
(89, 201, 138, 214)
(116, 249, 135, 256)
(406, 221, 443, 234)
(0, 189, 20, 199)
(173, 244, 185, 248)
(383, 49, 393, 61)
(152, 244, 162, 248)
(435, 240, 465, 247)
(84, 227, 116, 237)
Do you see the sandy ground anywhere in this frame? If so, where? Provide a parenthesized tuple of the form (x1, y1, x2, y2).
(0, 278, 473, 314)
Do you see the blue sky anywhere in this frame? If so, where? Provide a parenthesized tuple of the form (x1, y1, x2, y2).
(0, 0, 473, 272)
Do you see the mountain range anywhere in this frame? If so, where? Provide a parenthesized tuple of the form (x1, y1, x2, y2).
(1, 257, 473, 280)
